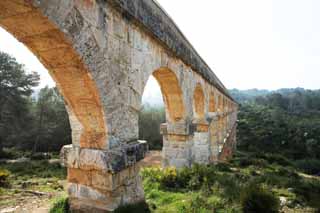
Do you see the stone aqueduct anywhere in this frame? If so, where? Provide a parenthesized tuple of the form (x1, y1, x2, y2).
(0, 0, 238, 211)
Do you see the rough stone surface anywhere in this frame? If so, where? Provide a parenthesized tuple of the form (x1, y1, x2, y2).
(0, 0, 238, 211)
(61, 141, 148, 173)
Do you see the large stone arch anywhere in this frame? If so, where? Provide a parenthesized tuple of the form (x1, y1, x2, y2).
(152, 67, 186, 123)
(0, 1, 108, 149)
(0, 2, 144, 212)
(0, 0, 238, 211)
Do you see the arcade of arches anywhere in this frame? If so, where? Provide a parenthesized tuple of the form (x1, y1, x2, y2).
(0, 0, 238, 211)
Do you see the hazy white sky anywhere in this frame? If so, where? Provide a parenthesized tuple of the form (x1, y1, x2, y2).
(0, 0, 319, 91)
(156, 0, 320, 90)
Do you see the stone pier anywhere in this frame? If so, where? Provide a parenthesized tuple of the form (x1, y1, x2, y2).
(0, 0, 238, 211)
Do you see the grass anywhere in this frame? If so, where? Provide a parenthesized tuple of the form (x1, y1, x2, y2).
(0, 160, 67, 209)
(1, 152, 319, 213)
(138, 152, 320, 213)
(0, 160, 66, 179)
(49, 196, 69, 213)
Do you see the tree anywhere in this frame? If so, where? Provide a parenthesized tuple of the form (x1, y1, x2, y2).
(139, 104, 165, 150)
(0, 52, 39, 153)
(31, 87, 71, 153)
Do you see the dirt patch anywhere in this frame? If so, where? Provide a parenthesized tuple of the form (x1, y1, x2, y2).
(141, 151, 162, 167)
(0, 191, 65, 213)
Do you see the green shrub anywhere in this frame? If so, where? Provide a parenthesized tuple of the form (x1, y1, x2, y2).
(215, 162, 232, 172)
(0, 160, 66, 179)
(255, 153, 292, 167)
(294, 159, 320, 175)
(49, 197, 69, 213)
(235, 157, 268, 168)
(219, 175, 244, 201)
(114, 201, 150, 213)
(0, 169, 10, 187)
(182, 164, 217, 190)
(142, 164, 219, 191)
(240, 184, 280, 213)
(160, 167, 178, 188)
(141, 167, 163, 182)
(0, 148, 30, 159)
(293, 179, 320, 208)
(189, 194, 210, 213)
(276, 167, 299, 178)
(30, 152, 50, 160)
(258, 171, 294, 188)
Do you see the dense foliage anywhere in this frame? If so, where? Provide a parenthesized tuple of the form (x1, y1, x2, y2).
(240, 184, 280, 213)
(138, 153, 320, 212)
(0, 52, 71, 157)
(139, 104, 165, 150)
(236, 89, 320, 175)
(0, 52, 39, 154)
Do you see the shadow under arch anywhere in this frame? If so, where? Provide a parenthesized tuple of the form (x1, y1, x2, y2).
(0, 1, 107, 149)
(152, 67, 186, 122)
(193, 83, 205, 119)
(218, 94, 223, 112)
(209, 91, 216, 112)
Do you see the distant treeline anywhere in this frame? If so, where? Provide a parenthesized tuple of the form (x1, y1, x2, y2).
(230, 88, 320, 110)
(236, 89, 320, 174)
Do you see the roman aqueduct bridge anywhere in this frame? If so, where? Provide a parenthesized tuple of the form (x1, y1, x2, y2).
(0, 0, 238, 211)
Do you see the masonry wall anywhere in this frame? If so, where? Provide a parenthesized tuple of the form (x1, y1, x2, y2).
(0, 0, 238, 211)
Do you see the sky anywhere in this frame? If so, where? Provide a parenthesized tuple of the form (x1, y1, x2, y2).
(0, 0, 319, 94)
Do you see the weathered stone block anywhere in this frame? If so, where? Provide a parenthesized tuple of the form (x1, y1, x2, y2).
(60, 140, 148, 173)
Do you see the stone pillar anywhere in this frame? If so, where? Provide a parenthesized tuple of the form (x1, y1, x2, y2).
(192, 120, 210, 165)
(217, 114, 224, 153)
(224, 113, 228, 139)
(60, 141, 148, 212)
(207, 112, 220, 162)
(161, 121, 193, 168)
(218, 122, 237, 161)
(160, 121, 192, 168)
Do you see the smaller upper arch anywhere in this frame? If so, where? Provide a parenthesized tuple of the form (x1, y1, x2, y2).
(193, 83, 205, 119)
(152, 67, 186, 122)
(217, 94, 223, 112)
(209, 91, 216, 112)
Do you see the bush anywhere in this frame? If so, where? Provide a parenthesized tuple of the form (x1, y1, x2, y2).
(294, 159, 320, 175)
(0, 169, 10, 187)
(234, 157, 268, 168)
(142, 164, 218, 191)
(114, 201, 150, 213)
(0, 148, 30, 159)
(240, 184, 280, 213)
(293, 179, 320, 208)
(189, 194, 210, 212)
(49, 197, 69, 213)
(1, 160, 66, 179)
(215, 162, 232, 172)
(30, 152, 50, 160)
(256, 153, 292, 167)
(160, 167, 178, 188)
